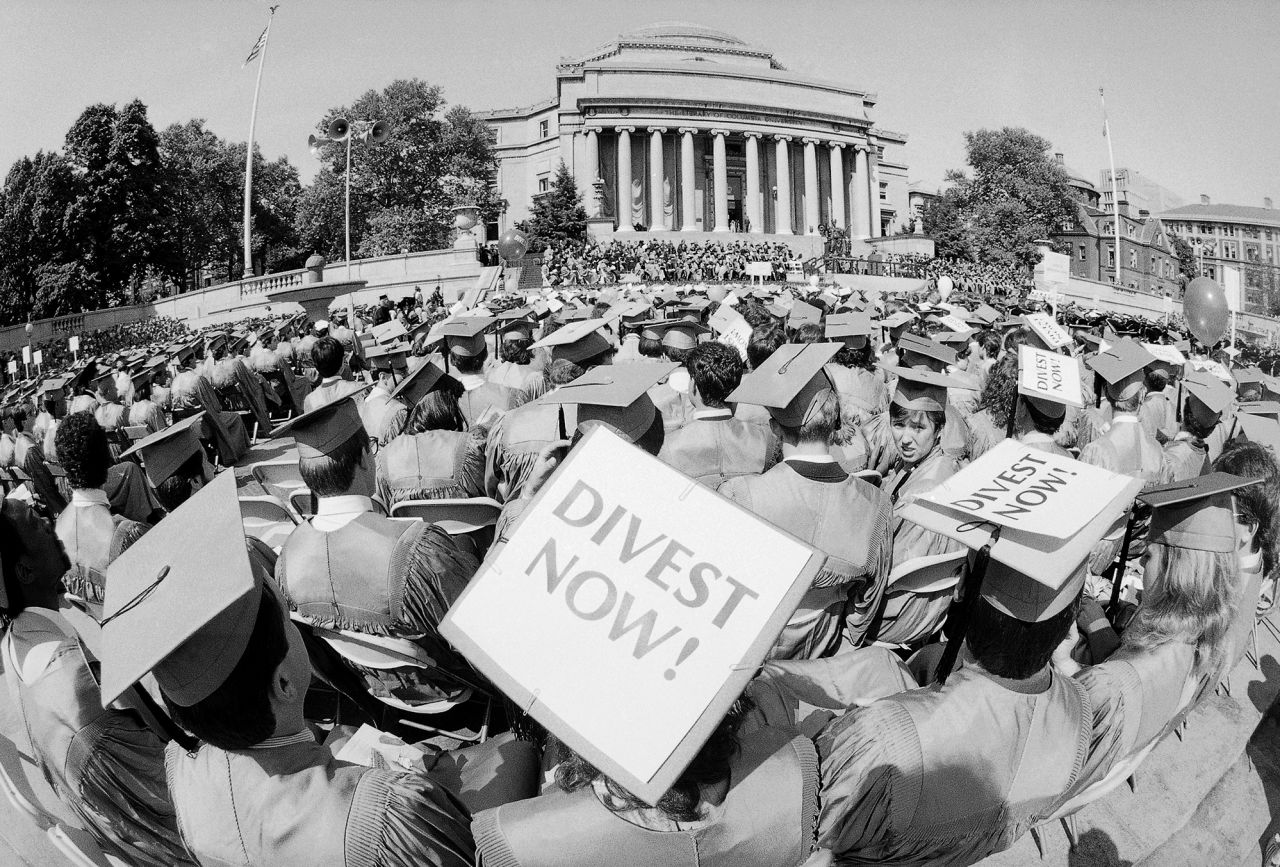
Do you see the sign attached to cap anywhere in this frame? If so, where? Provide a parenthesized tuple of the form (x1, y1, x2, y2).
(911, 439, 1136, 540)
(709, 303, 749, 337)
(441, 426, 820, 805)
(1018, 345, 1083, 408)
(1143, 343, 1186, 367)
(1024, 312, 1071, 350)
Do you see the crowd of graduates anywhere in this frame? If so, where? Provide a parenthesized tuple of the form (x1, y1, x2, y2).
(2, 264, 1280, 867)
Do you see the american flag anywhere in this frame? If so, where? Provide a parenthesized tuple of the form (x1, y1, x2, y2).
(242, 19, 271, 68)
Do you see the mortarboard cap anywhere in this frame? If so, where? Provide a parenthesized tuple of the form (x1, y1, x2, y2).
(884, 365, 965, 413)
(1140, 472, 1261, 554)
(539, 362, 676, 442)
(498, 317, 537, 341)
(935, 330, 973, 347)
(966, 304, 1001, 326)
(1182, 371, 1233, 417)
(1237, 400, 1280, 420)
(442, 317, 494, 358)
(825, 312, 872, 347)
(897, 332, 957, 368)
(117, 413, 206, 487)
(1022, 313, 1072, 351)
(727, 342, 841, 428)
(649, 319, 709, 352)
(881, 311, 915, 332)
(787, 301, 822, 330)
(531, 318, 613, 364)
(1234, 412, 1280, 454)
(269, 386, 372, 459)
(1086, 338, 1155, 396)
(365, 341, 410, 373)
(99, 472, 263, 707)
(389, 360, 453, 408)
(372, 319, 408, 345)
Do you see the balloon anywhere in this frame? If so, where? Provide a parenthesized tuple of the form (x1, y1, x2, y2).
(1183, 276, 1230, 346)
(497, 228, 529, 262)
(936, 275, 954, 301)
(808, 274, 820, 288)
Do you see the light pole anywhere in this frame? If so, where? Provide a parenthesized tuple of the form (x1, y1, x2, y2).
(24, 321, 32, 380)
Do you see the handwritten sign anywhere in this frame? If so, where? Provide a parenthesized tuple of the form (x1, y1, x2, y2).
(1018, 345, 1083, 408)
(68, 336, 80, 353)
(1143, 343, 1186, 367)
(441, 426, 819, 804)
(937, 314, 972, 335)
(1024, 312, 1071, 349)
(911, 439, 1134, 539)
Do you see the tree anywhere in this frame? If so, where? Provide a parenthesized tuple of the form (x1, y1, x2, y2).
(923, 128, 1078, 272)
(1168, 233, 1198, 281)
(518, 161, 587, 251)
(299, 79, 501, 259)
(0, 151, 80, 321)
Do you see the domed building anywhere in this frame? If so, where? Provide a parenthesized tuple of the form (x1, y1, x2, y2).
(479, 23, 910, 243)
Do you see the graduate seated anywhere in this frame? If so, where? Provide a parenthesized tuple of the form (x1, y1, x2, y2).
(443, 319, 513, 429)
(272, 391, 483, 711)
(657, 342, 777, 488)
(1161, 371, 1229, 482)
(472, 698, 819, 867)
(720, 343, 891, 659)
(360, 341, 412, 446)
(1, 499, 194, 867)
(97, 475, 477, 867)
(303, 335, 364, 411)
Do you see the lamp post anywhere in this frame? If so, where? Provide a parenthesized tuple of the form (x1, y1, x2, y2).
(24, 321, 32, 380)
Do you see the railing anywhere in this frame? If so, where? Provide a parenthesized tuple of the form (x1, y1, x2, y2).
(823, 255, 929, 278)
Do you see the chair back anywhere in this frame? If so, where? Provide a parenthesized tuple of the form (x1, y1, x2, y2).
(238, 495, 298, 548)
(251, 459, 307, 503)
(123, 426, 148, 443)
(887, 550, 968, 594)
(389, 497, 503, 535)
(851, 469, 883, 487)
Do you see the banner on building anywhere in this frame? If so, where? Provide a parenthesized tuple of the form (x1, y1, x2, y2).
(441, 426, 820, 804)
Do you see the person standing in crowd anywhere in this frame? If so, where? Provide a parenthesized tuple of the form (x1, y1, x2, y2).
(1161, 371, 1229, 482)
(442, 319, 512, 429)
(1139, 365, 1179, 445)
(0, 499, 193, 867)
(657, 341, 777, 487)
(720, 343, 891, 658)
(1081, 339, 1168, 484)
(96, 475, 476, 867)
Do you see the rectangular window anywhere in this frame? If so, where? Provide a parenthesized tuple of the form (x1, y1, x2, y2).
(1150, 256, 1156, 272)
(1266, 229, 1273, 241)
(1078, 244, 1086, 261)
(537, 176, 550, 193)
(1107, 246, 1115, 267)
(1128, 224, 1136, 238)
(879, 182, 888, 201)
(1128, 249, 1137, 268)
(538, 120, 549, 138)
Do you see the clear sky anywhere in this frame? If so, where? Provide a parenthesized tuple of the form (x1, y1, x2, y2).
(3, 0, 1277, 209)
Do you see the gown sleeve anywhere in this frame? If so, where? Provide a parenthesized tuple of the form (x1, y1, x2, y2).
(458, 427, 489, 499)
(348, 769, 475, 867)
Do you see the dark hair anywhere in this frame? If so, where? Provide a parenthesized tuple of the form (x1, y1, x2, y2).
(638, 337, 663, 358)
(154, 451, 206, 512)
(547, 359, 584, 385)
(165, 588, 288, 750)
(310, 336, 345, 377)
(978, 329, 1002, 358)
(793, 323, 825, 344)
(407, 390, 466, 433)
(747, 322, 785, 371)
(965, 594, 1078, 679)
(9, 407, 27, 432)
(554, 696, 751, 822)
(55, 412, 111, 490)
(686, 343, 744, 408)
(833, 342, 874, 371)
(1145, 369, 1168, 393)
(500, 339, 533, 366)
(0, 505, 28, 619)
(664, 345, 692, 365)
(1215, 440, 1279, 576)
(298, 428, 369, 496)
(889, 402, 946, 434)
(1183, 405, 1217, 440)
(450, 346, 487, 375)
(975, 352, 1019, 428)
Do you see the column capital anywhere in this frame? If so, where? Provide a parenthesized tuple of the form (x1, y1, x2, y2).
(802, 137, 821, 146)
(742, 131, 763, 140)
(677, 127, 700, 136)
(829, 141, 846, 151)
(615, 125, 636, 134)
(854, 143, 870, 154)
(709, 128, 730, 138)
(648, 126, 668, 135)
(583, 126, 602, 135)
(774, 134, 793, 143)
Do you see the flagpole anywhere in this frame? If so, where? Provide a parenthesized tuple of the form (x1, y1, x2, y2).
(242, 8, 277, 279)
(1100, 88, 1123, 292)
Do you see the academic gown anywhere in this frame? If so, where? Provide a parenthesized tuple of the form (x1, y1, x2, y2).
(1139, 389, 1178, 444)
(55, 492, 150, 605)
(14, 432, 66, 516)
(1018, 431, 1074, 458)
(3, 608, 194, 867)
(483, 399, 577, 503)
(875, 448, 966, 647)
(964, 407, 1007, 462)
(0, 431, 14, 467)
(377, 428, 486, 506)
(166, 734, 473, 867)
(825, 364, 888, 436)
(360, 385, 410, 446)
(1079, 416, 1169, 567)
(720, 458, 892, 658)
(127, 399, 167, 435)
(459, 381, 513, 430)
(657, 408, 778, 488)
(1161, 433, 1210, 482)
(487, 360, 541, 395)
(816, 663, 1093, 866)
(170, 370, 249, 465)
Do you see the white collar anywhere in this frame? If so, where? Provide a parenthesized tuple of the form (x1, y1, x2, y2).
(321, 375, 343, 387)
(1110, 414, 1140, 425)
(1019, 431, 1056, 444)
(248, 730, 316, 751)
(1240, 549, 1263, 574)
(693, 407, 733, 421)
(784, 453, 837, 465)
(315, 495, 374, 517)
(71, 489, 111, 508)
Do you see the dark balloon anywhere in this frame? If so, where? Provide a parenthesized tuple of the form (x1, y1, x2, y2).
(1183, 276, 1230, 346)
(497, 228, 530, 262)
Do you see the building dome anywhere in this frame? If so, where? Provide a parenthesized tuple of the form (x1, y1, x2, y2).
(621, 22, 747, 47)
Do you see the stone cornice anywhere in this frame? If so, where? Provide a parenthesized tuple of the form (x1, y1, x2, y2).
(576, 96, 874, 138)
(557, 39, 783, 73)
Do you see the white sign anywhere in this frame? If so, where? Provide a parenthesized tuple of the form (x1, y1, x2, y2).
(1223, 266, 1242, 313)
(717, 321, 753, 362)
(721, 291, 740, 308)
(6, 361, 15, 376)
(1036, 250, 1071, 289)
(1018, 345, 1083, 408)
(441, 426, 819, 804)
(937, 314, 972, 335)
(32, 350, 42, 366)
(911, 439, 1136, 540)
(68, 336, 80, 353)
(21, 346, 30, 365)
(708, 303, 749, 337)
(1142, 343, 1186, 367)
(1024, 312, 1072, 350)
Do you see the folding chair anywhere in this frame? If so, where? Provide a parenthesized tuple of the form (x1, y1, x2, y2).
(873, 550, 968, 650)
(388, 497, 503, 535)
(122, 425, 148, 443)
(251, 458, 307, 502)
(288, 488, 317, 519)
(239, 495, 299, 549)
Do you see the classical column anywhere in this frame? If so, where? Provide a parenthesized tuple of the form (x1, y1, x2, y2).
(802, 138, 821, 235)
(851, 144, 871, 240)
(744, 133, 762, 234)
(615, 127, 634, 231)
(868, 142, 882, 238)
(584, 127, 600, 217)
(828, 142, 846, 229)
(774, 135, 793, 235)
(678, 128, 698, 231)
(648, 127, 667, 231)
(711, 129, 730, 233)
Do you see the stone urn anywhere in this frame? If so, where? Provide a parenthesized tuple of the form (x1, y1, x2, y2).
(452, 204, 481, 250)
(304, 253, 326, 284)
